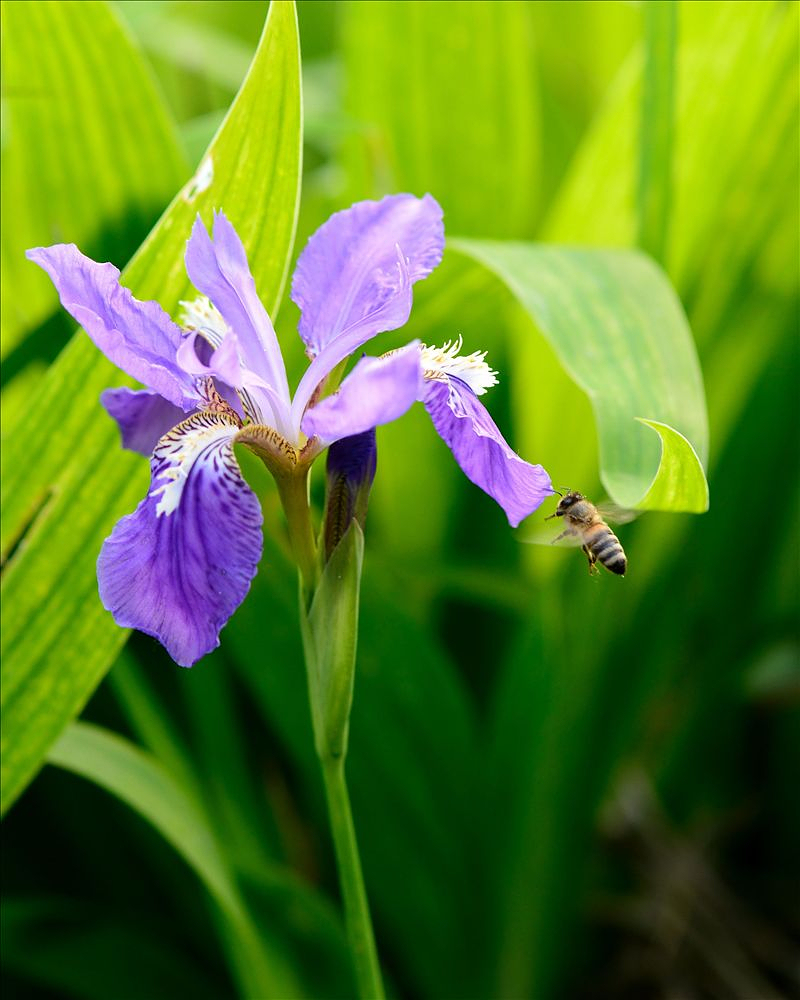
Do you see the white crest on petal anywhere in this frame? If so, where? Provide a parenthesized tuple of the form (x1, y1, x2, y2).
(150, 412, 239, 517)
(421, 336, 499, 396)
(179, 295, 229, 348)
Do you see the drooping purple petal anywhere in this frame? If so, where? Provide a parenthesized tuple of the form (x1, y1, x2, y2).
(302, 342, 423, 445)
(423, 378, 553, 527)
(26, 245, 198, 409)
(101, 387, 187, 456)
(292, 193, 444, 359)
(97, 411, 263, 666)
(184, 212, 290, 431)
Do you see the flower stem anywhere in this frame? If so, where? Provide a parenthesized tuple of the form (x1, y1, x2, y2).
(320, 754, 385, 1000)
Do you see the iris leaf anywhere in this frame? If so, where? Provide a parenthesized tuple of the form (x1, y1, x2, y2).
(0, 0, 187, 361)
(451, 239, 709, 512)
(47, 721, 303, 999)
(0, 0, 302, 815)
(342, 0, 540, 237)
(636, 418, 708, 513)
(637, 0, 677, 264)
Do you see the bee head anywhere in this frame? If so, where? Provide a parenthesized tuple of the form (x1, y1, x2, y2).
(555, 491, 584, 516)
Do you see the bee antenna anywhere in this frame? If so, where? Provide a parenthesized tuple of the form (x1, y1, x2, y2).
(552, 487, 564, 498)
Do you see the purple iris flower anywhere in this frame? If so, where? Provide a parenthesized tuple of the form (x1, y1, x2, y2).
(27, 194, 551, 666)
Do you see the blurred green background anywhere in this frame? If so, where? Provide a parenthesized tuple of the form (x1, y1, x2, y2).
(2, 1, 798, 998)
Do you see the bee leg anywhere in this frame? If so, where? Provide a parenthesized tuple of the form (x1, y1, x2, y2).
(582, 545, 598, 575)
(551, 528, 574, 544)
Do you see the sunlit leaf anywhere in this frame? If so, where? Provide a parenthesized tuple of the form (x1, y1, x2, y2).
(635, 418, 708, 513)
(342, 0, 540, 237)
(0, 0, 302, 815)
(544, 1, 798, 327)
(636, 0, 677, 264)
(0, 0, 186, 359)
(451, 239, 709, 511)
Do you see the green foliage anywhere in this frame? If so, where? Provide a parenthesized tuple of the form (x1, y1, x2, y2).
(452, 239, 708, 510)
(0, 0, 186, 359)
(0, 0, 302, 815)
(2, 2, 797, 1000)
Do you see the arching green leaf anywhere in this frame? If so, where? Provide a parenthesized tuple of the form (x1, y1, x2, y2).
(48, 721, 303, 999)
(451, 238, 709, 511)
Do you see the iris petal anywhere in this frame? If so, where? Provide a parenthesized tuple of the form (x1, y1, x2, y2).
(302, 342, 423, 445)
(290, 247, 412, 431)
(26, 244, 197, 408)
(291, 193, 444, 360)
(185, 212, 290, 431)
(176, 328, 244, 388)
(423, 378, 553, 527)
(101, 387, 187, 456)
(97, 411, 263, 666)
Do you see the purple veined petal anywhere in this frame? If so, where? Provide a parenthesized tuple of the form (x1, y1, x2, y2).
(97, 411, 263, 666)
(101, 387, 188, 456)
(289, 246, 412, 433)
(26, 245, 198, 409)
(176, 329, 244, 388)
(423, 378, 553, 528)
(184, 212, 291, 432)
(302, 341, 423, 445)
(291, 193, 444, 359)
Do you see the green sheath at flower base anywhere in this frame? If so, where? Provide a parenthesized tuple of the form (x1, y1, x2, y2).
(301, 521, 364, 760)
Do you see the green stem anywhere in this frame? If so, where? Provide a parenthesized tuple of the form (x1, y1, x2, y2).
(320, 754, 385, 1000)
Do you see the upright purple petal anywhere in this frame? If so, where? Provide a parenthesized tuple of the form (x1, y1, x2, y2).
(291, 193, 444, 359)
(290, 248, 412, 431)
(184, 212, 291, 430)
(101, 387, 187, 456)
(423, 379, 553, 527)
(26, 245, 198, 409)
(302, 342, 423, 445)
(97, 412, 263, 666)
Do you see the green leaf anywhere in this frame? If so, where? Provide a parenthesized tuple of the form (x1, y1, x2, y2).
(342, 0, 540, 237)
(636, 418, 708, 513)
(0, 0, 186, 359)
(451, 239, 709, 511)
(544, 1, 798, 326)
(637, 0, 677, 263)
(47, 721, 303, 999)
(0, 0, 302, 815)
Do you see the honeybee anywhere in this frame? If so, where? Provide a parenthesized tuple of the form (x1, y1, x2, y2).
(545, 491, 628, 576)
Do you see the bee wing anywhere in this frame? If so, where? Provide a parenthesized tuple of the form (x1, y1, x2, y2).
(517, 523, 588, 548)
(595, 501, 639, 525)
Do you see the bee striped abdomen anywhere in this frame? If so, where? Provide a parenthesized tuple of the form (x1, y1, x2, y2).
(549, 491, 629, 577)
(587, 524, 626, 575)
